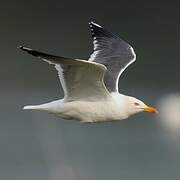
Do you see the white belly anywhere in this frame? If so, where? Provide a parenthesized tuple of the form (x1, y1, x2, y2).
(24, 93, 129, 122)
(57, 99, 128, 122)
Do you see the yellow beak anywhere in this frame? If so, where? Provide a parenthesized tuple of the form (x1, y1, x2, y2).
(144, 106, 159, 114)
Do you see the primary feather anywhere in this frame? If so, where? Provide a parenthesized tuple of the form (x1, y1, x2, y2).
(89, 21, 136, 92)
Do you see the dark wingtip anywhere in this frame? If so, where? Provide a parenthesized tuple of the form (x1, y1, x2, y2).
(18, 45, 32, 52)
(17, 45, 23, 49)
(88, 21, 102, 28)
(88, 21, 120, 40)
(88, 18, 97, 24)
(18, 45, 39, 57)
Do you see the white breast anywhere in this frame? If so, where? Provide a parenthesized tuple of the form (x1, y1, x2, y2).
(56, 93, 129, 122)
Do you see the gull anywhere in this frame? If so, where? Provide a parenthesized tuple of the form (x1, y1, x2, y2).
(19, 21, 158, 123)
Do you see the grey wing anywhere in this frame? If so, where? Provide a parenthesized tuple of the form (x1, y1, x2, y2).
(89, 21, 136, 93)
(19, 46, 111, 102)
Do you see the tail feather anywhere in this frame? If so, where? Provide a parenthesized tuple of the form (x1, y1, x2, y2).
(23, 100, 64, 112)
(23, 105, 46, 110)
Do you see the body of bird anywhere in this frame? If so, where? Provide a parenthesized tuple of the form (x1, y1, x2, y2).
(24, 93, 133, 122)
(20, 21, 158, 123)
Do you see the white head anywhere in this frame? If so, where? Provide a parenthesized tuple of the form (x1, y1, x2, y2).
(125, 96, 158, 116)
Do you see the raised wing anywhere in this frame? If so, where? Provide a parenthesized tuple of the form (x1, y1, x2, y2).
(89, 21, 136, 92)
(19, 46, 111, 102)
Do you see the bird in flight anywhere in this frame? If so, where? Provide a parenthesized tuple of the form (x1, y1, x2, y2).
(19, 21, 158, 123)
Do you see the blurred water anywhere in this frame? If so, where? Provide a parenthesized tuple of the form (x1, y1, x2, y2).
(1, 85, 180, 180)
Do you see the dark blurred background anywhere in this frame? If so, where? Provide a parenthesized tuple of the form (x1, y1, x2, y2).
(1, 0, 180, 180)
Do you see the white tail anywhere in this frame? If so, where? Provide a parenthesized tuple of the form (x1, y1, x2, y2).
(23, 104, 51, 110)
(23, 99, 64, 111)
(23, 105, 43, 110)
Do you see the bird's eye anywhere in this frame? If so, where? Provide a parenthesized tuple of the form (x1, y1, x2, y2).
(134, 102, 140, 106)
